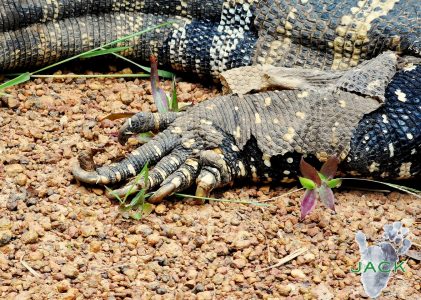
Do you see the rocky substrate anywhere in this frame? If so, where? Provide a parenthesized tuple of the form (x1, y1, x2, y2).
(0, 71, 419, 299)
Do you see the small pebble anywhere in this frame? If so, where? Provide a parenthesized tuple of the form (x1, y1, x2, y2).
(291, 269, 306, 280)
(62, 264, 79, 279)
(21, 230, 39, 244)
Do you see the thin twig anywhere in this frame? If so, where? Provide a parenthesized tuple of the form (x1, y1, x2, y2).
(259, 188, 304, 202)
(254, 247, 308, 273)
(20, 254, 42, 278)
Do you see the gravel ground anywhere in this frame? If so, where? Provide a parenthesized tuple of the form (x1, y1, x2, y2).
(0, 70, 420, 299)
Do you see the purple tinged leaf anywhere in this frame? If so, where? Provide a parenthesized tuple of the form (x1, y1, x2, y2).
(150, 55, 169, 113)
(320, 156, 339, 179)
(300, 157, 321, 186)
(300, 189, 317, 220)
(318, 183, 335, 211)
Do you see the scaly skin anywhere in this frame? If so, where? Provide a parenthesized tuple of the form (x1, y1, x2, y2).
(1, 1, 420, 75)
(72, 61, 420, 201)
(0, 1, 419, 199)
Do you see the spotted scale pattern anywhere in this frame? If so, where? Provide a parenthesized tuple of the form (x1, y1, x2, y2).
(0, 0, 226, 32)
(344, 65, 421, 179)
(253, 0, 420, 70)
(73, 64, 420, 195)
(1, 0, 419, 77)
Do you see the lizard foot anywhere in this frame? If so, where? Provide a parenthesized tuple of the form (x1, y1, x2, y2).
(73, 113, 247, 202)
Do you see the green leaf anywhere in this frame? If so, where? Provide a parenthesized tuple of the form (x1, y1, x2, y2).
(128, 189, 146, 209)
(119, 203, 134, 212)
(138, 66, 174, 78)
(105, 186, 123, 203)
(327, 178, 342, 189)
(137, 132, 154, 143)
(142, 163, 149, 187)
(122, 162, 149, 203)
(170, 76, 178, 112)
(130, 203, 153, 220)
(79, 46, 131, 59)
(318, 172, 327, 181)
(0, 72, 31, 91)
(299, 177, 317, 190)
(142, 203, 154, 216)
(131, 212, 143, 220)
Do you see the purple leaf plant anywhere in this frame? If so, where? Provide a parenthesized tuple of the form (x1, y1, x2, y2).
(150, 55, 169, 113)
(299, 156, 342, 220)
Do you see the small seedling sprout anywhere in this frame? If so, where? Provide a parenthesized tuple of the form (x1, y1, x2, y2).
(298, 156, 420, 220)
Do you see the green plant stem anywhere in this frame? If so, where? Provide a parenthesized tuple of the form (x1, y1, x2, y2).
(339, 178, 420, 198)
(110, 52, 174, 79)
(31, 74, 150, 79)
(32, 22, 173, 75)
(1, 22, 173, 92)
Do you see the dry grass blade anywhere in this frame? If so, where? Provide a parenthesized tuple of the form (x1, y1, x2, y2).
(340, 178, 421, 198)
(259, 187, 304, 202)
(99, 112, 136, 121)
(20, 254, 42, 278)
(174, 193, 269, 207)
(31, 74, 150, 79)
(254, 247, 308, 272)
(79, 46, 131, 59)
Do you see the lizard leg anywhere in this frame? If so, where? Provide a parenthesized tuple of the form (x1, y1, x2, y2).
(148, 158, 200, 203)
(118, 111, 182, 145)
(106, 147, 191, 198)
(72, 130, 179, 185)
